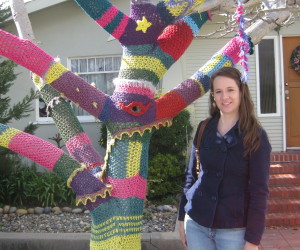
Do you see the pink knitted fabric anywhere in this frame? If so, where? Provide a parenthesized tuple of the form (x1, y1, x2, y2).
(220, 37, 244, 64)
(66, 132, 93, 155)
(112, 15, 130, 39)
(107, 175, 147, 199)
(115, 85, 155, 98)
(9, 132, 63, 171)
(96, 5, 119, 27)
(0, 29, 53, 77)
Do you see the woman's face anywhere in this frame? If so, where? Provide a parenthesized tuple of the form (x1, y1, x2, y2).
(212, 76, 241, 117)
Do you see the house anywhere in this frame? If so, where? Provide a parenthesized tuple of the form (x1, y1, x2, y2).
(3, 0, 300, 154)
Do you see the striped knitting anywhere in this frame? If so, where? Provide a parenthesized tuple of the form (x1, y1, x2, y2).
(0, 0, 250, 249)
(33, 75, 105, 178)
(74, 0, 209, 86)
(0, 123, 81, 181)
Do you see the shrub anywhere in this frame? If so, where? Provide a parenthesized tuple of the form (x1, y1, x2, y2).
(0, 163, 75, 207)
(149, 109, 193, 165)
(147, 153, 184, 200)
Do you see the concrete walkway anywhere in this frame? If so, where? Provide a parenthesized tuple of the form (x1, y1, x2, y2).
(259, 227, 300, 250)
(0, 227, 299, 250)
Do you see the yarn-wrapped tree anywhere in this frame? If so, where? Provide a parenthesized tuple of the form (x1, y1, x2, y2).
(0, 0, 249, 249)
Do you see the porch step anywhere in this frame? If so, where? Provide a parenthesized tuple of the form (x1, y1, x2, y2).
(270, 163, 300, 174)
(266, 212, 300, 227)
(267, 152, 300, 227)
(269, 173, 300, 186)
(268, 199, 300, 212)
(270, 152, 300, 163)
(269, 186, 300, 199)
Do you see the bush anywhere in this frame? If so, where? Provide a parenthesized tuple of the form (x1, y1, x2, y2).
(0, 163, 75, 207)
(147, 153, 185, 200)
(149, 109, 193, 164)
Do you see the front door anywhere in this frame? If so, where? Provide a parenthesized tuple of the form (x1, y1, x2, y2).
(284, 37, 300, 147)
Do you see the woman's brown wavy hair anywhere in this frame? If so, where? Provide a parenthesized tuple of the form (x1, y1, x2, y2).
(209, 67, 261, 156)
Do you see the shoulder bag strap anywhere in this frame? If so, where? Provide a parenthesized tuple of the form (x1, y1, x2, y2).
(194, 118, 211, 177)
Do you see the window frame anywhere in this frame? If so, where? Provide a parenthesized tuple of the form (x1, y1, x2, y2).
(35, 54, 121, 124)
(255, 36, 281, 117)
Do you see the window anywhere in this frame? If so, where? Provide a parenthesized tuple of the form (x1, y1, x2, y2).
(69, 56, 121, 118)
(37, 55, 121, 123)
(256, 37, 280, 116)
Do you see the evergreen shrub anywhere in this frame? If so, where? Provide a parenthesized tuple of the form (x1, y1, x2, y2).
(0, 164, 75, 207)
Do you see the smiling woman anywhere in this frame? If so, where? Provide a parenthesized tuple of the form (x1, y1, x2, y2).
(179, 67, 271, 250)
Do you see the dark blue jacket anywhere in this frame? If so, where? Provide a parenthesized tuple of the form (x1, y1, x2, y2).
(178, 115, 271, 245)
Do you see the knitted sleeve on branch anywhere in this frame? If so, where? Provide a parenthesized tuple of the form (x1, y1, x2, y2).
(73, 0, 131, 43)
(117, 11, 209, 86)
(162, 0, 205, 20)
(0, 29, 109, 120)
(73, 0, 207, 46)
(0, 123, 112, 205)
(158, 12, 209, 61)
(67, 167, 112, 206)
(37, 83, 104, 175)
(0, 123, 81, 181)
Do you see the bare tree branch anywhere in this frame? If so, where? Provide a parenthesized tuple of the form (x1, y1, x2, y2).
(9, 0, 35, 41)
(195, 0, 299, 39)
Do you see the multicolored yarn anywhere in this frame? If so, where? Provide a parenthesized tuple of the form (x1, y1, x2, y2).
(0, 123, 80, 180)
(0, 0, 252, 249)
(74, 0, 209, 86)
(163, 0, 205, 20)
(67, 167, 113, 206)
(33, 74, 105, 179)
(236, 0, 250, 83)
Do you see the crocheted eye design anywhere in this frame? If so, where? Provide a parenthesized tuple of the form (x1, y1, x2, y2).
(118, 101, 152, 116)
(131, 105, 141, 113)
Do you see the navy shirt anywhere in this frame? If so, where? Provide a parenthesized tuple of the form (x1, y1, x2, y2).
(178, 115, 271, 245)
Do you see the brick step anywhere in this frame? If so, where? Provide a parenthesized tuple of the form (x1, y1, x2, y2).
(269, 173, 300, 186)
(269, 186, 300, 199)
(270, 163, 300, 174)
(268, 198, 300, 212)
(266, 212, 300, 226)
(270, 152, 300, 163)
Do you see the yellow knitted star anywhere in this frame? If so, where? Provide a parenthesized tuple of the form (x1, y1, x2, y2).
(136, 16, 152, 33)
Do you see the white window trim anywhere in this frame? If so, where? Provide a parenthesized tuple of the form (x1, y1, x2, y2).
(256, 36, 281, 117)
(35, 55, 121, 124)
(35, 95, 55, 124)
(279, 35, 286, 151)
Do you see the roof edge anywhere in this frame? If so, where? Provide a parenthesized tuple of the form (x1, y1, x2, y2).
(25, 0, 69, 14)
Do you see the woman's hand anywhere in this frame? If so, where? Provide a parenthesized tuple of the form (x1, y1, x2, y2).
(179, 220, 187, 249)
(244, 241, 258, 250)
